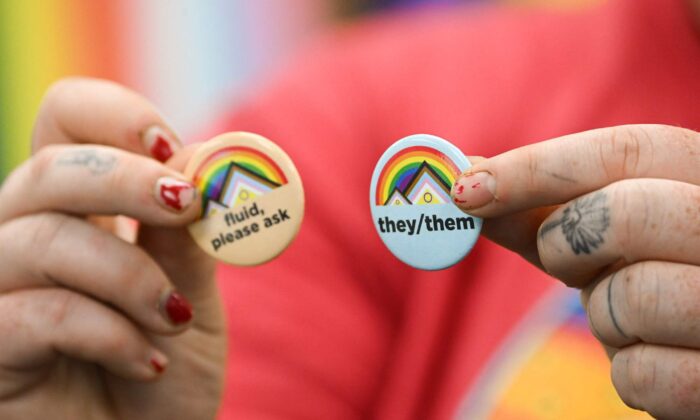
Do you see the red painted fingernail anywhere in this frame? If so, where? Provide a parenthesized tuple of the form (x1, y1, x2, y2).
(149, 350, 168, 375)
(154, 177, 197, 212)
(163, 291, 193, 325)
(143, 126, 180, 163)
(151, 136, 173, 162)
(451, 172, 496, 210)
(151, 358, 166, 374)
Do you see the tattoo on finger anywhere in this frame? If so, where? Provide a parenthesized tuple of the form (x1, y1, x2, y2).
(539, 192, 610, 255)
(607, 272, 629, 338)
(56, 149, 117, 175)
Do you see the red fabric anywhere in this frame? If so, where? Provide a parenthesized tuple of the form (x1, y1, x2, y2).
(213, 1, 700, 418)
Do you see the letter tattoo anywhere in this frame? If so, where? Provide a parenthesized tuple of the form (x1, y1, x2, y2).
(56, 149, 117, 175)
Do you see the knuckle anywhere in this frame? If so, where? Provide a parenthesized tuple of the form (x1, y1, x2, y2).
(619, 126, 653, 177)
(611, 352, 640, 410)
(620, 270, 641, 334)
(607, 181, 651, 258)
(45, 290, 80, 329)
(27, 146, 57, 179)
(621, 263, 660, 336)
(101, 327, 134, 355)
(524, 149, 539, 189)
(670, 357, 700, 412)
(104, 156, 130, 192)
(43, 78, 159, 152)
(38, 78, 90, 120)
(0, 143, 59, 207)
(33, 79, 81, 150)
(673, 126, 700, 159)
(607, 182, 631, 245)
(104, 156, 153, 208)
(649, 123, 695, 145)
(584, 282, 606, 341)
(674, 266, 700, 328)
(117, 249, 158, 291)
(616, 345, 656, 409)
(26, 213, 72, 258)
(29, 145, 63, 182)
(42, 78, 81, 106)
(0, 163, 25, 203)
(597, 126, 654, 180)
(640, 263, 663, 332)
(0, 295, 27, 333)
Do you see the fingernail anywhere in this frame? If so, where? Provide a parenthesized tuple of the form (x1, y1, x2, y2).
(150, 351, 169, 375)
(142, 126, 180, 163)
(154, 177, 197, 213)
(451, 171, 496, 209)
(161, 290, 193, 325)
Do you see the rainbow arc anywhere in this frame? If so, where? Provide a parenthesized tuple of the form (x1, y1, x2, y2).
(192, 146, 287, 216)
(376, 146, 459, 206)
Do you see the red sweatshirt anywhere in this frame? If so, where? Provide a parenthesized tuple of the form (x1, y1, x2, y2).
(212, 0, 700, 418)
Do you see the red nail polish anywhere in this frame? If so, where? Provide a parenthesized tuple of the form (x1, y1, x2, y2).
(164, 291, 193, 325)
(150, 136, 174, 163)
(156, 179, 196, 212)
(160, 183, 187, 211)
(143, 126, 179, 163)
(151, 358, 166, 374)
(451, 172, 496, 209)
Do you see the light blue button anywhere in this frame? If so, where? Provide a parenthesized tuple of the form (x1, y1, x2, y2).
(369, 134, 482, 270)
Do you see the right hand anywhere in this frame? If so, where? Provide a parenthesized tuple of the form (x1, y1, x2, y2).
(456, 125, 700, 418)
(0, 78, 227, 420)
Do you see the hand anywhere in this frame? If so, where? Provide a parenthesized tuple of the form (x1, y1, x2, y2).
(452, 124, 700, 419)
(0, 78, 226, 420)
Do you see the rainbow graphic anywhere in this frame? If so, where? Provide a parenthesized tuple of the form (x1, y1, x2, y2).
(192, 146, 288, 217)
(0, 1, 328, 181)
(375, 146, 460, 206)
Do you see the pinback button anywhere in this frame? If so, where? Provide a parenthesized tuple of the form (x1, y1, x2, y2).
(369, 134, 482, 270)
(185, 132, 304, 266)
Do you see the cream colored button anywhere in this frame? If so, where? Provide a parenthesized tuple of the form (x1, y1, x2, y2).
(185, 132, 304, 266)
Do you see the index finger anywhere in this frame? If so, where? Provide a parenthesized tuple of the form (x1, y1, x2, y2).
(33, 77, 180, 162)
(451, 124, 700, 217)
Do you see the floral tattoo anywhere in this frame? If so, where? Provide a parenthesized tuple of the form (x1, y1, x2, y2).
(539, 192, 610, 255)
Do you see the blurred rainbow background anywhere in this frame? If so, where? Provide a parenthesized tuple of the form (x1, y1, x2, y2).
(0, 0, 327, 178)
(0, 0, 595, 179)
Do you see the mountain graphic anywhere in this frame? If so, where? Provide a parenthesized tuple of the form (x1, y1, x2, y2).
(383, 161, 452, 206)
(385, 188, 411, 206)
(203, 162, 281, 217)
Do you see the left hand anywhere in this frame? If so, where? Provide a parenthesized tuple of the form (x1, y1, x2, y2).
(452, 124, 700, 419)
(0, 78, 226, 420)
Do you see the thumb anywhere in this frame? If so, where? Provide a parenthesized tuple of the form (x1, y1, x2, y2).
(461, 156, 556, 268)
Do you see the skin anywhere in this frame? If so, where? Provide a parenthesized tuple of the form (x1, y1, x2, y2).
(457, 124, 700, 419)
(0, 78, 225, 419)
(0, 4, 697, 418)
